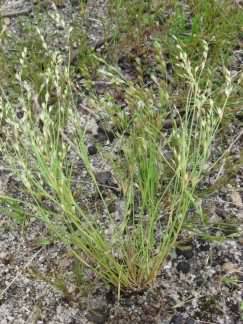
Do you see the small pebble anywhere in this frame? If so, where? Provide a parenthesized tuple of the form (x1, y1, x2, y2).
(176, 261, 190, 274)
(88, 144, 97, 155)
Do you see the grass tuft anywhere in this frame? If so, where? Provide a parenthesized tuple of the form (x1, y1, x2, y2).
(0, 20, 233, 292)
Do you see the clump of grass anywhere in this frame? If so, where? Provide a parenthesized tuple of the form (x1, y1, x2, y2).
(102, 0, 242, 128)
(105, 0, 165, 60)
(0, 19, 233, 295)
(107, 0, 243, 66)
(167, 0, 243, 65)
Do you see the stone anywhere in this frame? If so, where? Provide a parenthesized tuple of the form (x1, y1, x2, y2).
(88, 144, 97, 155)
(176, 261, 190, 274)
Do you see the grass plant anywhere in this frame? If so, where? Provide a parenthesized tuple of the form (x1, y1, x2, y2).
(0, 17, 233, 293)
